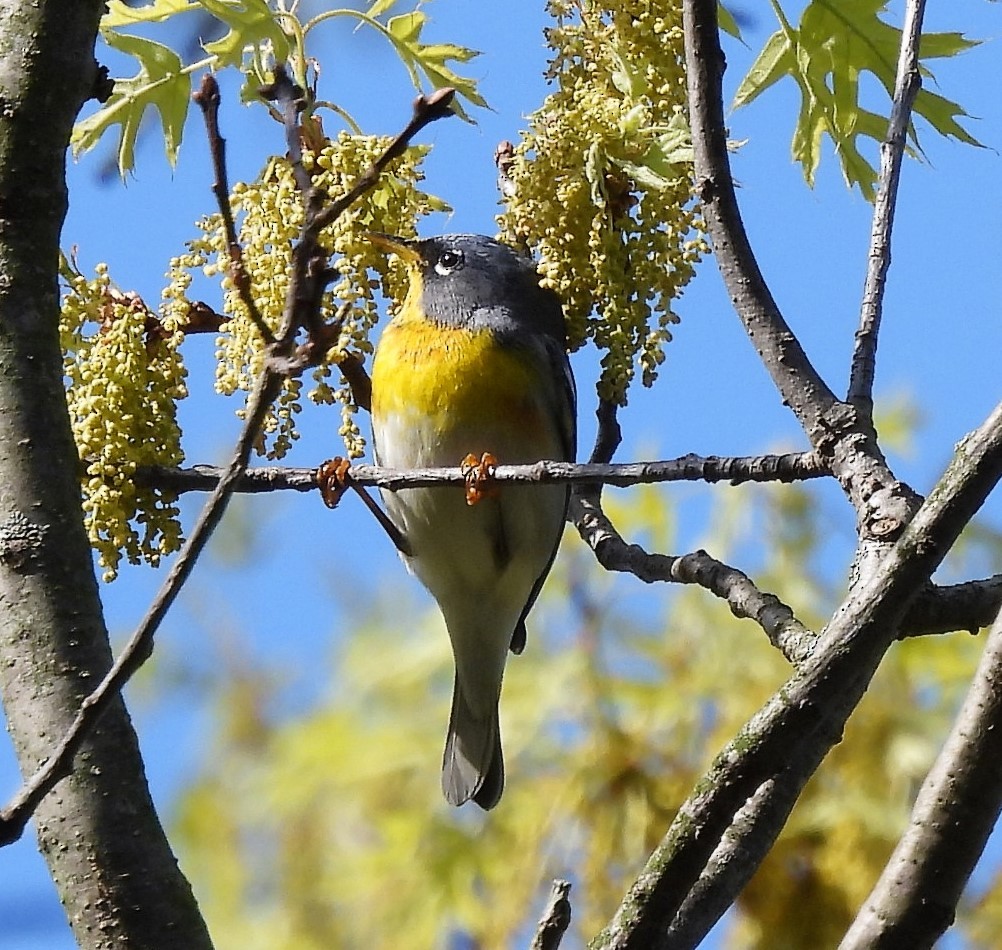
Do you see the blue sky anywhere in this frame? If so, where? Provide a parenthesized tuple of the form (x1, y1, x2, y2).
(2, 2, 1001, 947)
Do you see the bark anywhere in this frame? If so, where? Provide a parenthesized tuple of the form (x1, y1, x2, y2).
(0, 4, 212, 948)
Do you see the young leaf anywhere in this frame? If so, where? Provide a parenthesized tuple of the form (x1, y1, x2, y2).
(199, 0, 291, 69)
(384, 10, 486, 118)
(732, 0, 982, 200)
(102, 0, 198, 28)
(71, 31, 189, 176)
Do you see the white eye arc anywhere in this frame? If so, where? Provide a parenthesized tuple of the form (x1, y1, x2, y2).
(435, 248, 464, 275)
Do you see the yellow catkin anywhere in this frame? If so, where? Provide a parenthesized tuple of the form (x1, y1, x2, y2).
(60, 263, 187, 580)
(498, 0, 708, 404)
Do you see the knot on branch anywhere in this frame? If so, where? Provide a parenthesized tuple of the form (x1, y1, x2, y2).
(0, 511, 47, 572)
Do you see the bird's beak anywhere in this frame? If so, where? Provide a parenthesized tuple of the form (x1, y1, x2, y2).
(366, 232, 422, 264)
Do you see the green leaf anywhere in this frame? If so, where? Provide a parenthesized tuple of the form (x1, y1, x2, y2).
(732, 0, 983, 200)
(717, 2, 743, 41)
(363, 0, 400, 18)
(200, 0, 291, 69)
(383, 10, 486, 118)
(71, 31, 189, 175)
(102, 0, 198, 28)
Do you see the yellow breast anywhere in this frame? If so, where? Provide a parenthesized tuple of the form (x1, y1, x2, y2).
(371, 310, 542, 432)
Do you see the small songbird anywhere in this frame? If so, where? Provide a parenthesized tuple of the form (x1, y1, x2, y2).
(369, 233, 576, 809)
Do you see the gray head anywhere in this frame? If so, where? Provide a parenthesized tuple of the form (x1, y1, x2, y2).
(370, 233, 567, 345)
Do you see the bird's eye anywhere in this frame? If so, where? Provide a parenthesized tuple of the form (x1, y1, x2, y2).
(435, 248, 464, 275)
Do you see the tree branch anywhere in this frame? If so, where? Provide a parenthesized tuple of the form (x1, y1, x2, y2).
(593, 400, 1002, 949)
(570, 488, 817, 665)
(0, 369, 283, 843)
(137, 450, 829, 495)
(901, 575, 1002, 638)
(840, 603, 1002, 949)
(847, 0, 926, 414)
(684, 0, 838, 436)
(193, 73, 275, 345)
(683, 0, 921, 542)
(531, 880, 573, 950)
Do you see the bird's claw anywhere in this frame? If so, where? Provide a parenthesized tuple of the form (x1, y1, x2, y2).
(317, 456, 352, 509)
(461, 452, 500, 506)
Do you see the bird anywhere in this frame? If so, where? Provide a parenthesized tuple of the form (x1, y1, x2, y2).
(368, 233, 576, 810)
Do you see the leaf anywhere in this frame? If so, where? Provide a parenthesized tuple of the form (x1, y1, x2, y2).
(383, 10, 486, 118)
(732, 0, 982, 200)
(717, 2, 743, 41)
(199, 0, 291, 69)
(71, 31, 189, 175)
(102, 0, 198, 27)
(363, 0, 400, 18)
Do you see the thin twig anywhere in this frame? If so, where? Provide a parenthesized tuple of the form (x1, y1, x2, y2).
(847, 0, 927, 414)
(136, 451, 828, 496)
(193, 74, 276, 346)
(0, 371, 282, 844)
(840, 602, 1002, 950)
(310, 88, 456, 236)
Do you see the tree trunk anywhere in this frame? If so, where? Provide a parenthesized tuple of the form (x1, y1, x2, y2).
(0, 5, 213, 947)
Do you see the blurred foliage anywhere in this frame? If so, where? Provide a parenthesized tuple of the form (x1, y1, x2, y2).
(170, 456, 1002, 948)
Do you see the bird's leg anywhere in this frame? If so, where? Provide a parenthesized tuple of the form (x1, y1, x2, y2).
(316, 457, 412, 556)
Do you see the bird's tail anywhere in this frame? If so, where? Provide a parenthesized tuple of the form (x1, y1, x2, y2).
(442, 675, 504, 810)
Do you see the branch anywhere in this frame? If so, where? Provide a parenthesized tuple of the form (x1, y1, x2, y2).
(847, 0, 926, 414)
(137, 451, 829, 496)
(901, 575, 1002, 638)
(570, 489, 817, 665)
(531, 880, 573, 950)
(593, 400, 1002, 949)
(684, 0, 838, 437)
(683, 0, 921, 541)
(192, 74, 275, 346)
(840, 603, 1002, 949)
(0, 371, 284, 843)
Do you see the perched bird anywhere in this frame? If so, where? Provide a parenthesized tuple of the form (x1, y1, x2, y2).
(369, 233, 576, 809)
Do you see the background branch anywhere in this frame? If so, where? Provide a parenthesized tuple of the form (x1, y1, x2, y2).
(594, 399, 1002, 948)
(840, 602, 1002, 950)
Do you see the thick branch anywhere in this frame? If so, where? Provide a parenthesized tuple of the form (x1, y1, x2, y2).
(901, 576, 1002, 638)
(0, 2, 212, 946)
(592, 400, 1002, 950)
(847, 0, 926, 414)
(840, 603, 1002, 949)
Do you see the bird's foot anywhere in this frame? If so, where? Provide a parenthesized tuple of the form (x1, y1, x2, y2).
(461, 452, 500, 506)
(316, 456, 352, 509)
